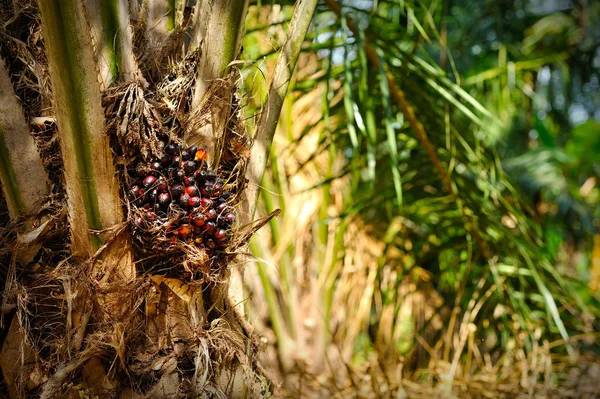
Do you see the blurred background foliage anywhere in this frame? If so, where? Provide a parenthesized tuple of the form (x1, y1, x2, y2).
(242, 1, 600, 397)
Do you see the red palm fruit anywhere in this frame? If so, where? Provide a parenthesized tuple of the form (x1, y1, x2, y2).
(205, 208, 217, 220)
(195, 148, 207, 161)
(192, 213, 207, 227)
(189, 196, 200, 208)
(183, 160, 197, 175)
(201, 184, 214, 197)
(133, 217, 144, 227)
(129, 185, 142, 198)
(201, 198, 213, 208)
(214, 229, 227, 241)
(143, 175, 157, 188)
(171, 183, 183, 196)
(184, 175, 195, 186)
(157, 178, 168, 192)
(178, 224, 192, 237)
(185, 185, 199, 197)
(224, 213, 236, 224)
(157, 193, 171, 207)
(178, 194, 191, 208)
(145, 211, 156, 222)
(216, 202, 227, 212)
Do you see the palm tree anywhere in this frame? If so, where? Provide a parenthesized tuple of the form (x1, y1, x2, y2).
(0, 0, 316, 397)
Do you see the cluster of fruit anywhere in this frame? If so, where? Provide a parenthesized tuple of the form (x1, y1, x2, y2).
(128, 142, 236, 253)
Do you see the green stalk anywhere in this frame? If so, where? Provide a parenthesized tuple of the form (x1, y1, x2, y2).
(0, 58, 49, 219)
(242, 0, 319, 222)
(191, 0, 249, 108)
(39, 0, 129, 258)
(87, 0, 142, 85)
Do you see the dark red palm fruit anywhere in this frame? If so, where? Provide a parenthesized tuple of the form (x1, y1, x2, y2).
(174, 169, 185, 182)
(204, 221, 216, 232)
(195, 169, 207, 184)
(212, 182, 223, 196)
(189, 196, 200, 208)
(206, 170, 217, 181)
(176, 142, 183, 151)
(143, 175, 157, 188)
(184, 175, 196, 186)
(192, 212, 207, 227)
(214, 229, 227, 241)
(153, 203, 162, 213)
(157, 192, 171, 207)
(165, 143, 178, 155)
(150, 161, 162, 172)
(181, 150, 190, 161)
(205, 249, 213, 258)
(221, 191, 231, 200)
(157, 178, 168, 192)
(185, 185, 199, 197)
(187, 145, 198, 159)
(200, 198, 213, 208)
(183, 161, 197, 175)
(224, 212, 236, 224)
(171, 156, 181, 167)
(145, 211, 157, 222)
(160, 153, 171, 166)
(216, 202, 227, 213)
(148, 189, 158, 202)
(201, 184, 214, 197)
(129, 185, 142, 198)
(178, 194, 191, 208)
(178, 224, 192, 237)
(171, 183, 184, 197)
(205, 208, 217, 220)
(205, 238, 216, 249)
(195, 148, 207, 161)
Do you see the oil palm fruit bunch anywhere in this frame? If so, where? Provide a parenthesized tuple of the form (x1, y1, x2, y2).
(128, 142, 236, 256)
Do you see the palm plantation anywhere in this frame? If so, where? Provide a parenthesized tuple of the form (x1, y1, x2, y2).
(1, 1, 599, 398)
